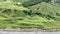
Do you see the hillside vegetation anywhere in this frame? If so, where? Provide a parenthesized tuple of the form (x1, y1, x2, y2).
(0, 0, 60, 29)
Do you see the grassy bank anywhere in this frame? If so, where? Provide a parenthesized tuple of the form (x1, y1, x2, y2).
(0, 0, 60, 29)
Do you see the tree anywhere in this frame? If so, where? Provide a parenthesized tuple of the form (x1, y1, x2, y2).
(22, 0, 53, 7)
(55, 0, 60, 4)
(44, 0, 51, 3)
(22, 0, 43, 7)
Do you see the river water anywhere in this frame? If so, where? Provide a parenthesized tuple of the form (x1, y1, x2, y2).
(0, 30, 60, 34)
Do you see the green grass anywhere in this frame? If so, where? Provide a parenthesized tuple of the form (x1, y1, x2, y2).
(0, 1, 60, 29)
(0, 2, 28, 10)
(0, 16, 60, 29)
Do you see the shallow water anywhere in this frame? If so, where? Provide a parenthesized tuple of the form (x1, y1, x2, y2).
(0, 30, 60, 34)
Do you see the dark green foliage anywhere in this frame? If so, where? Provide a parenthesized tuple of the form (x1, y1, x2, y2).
(44, 0, 51, 3)
(23, 10, 32, 16)
(35, 13, 42, 16)
(56, 13, 60, 16)
(13, 0, 28, 3)
(56, 0, 60, 4)
(23, 10, 28, 15)
(22, 0, 43, 7)
(46, 15, 55, 20)
(2, 9, 11, 13)
(22, 0, 52, 7)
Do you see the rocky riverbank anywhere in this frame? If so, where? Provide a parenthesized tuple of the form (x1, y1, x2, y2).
(0, 27, 60, 32)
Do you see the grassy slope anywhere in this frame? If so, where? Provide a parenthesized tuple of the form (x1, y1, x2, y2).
(0, 1, 60, 29)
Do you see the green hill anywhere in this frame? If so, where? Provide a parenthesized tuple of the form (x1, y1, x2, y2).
(0, 0, 60, 29)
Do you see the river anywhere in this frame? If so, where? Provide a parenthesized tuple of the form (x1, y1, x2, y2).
(0, 30, 60, 34)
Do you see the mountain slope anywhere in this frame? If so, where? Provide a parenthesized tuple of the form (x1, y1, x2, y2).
(0, 0, 60, 29)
